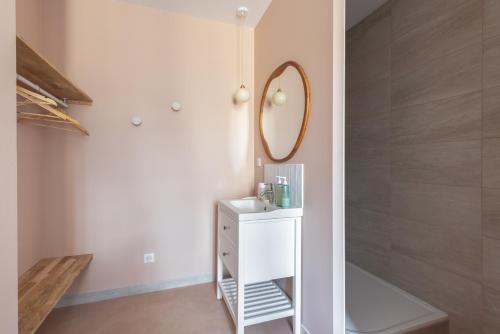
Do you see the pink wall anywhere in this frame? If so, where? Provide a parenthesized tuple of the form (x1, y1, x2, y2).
(16, 0, 59, 275)
(16, 0, 254, 294)
(255, 0, 336, 332)
(0, 0, 18, 332)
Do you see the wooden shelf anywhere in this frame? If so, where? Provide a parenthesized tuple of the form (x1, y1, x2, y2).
(219, 279, 294, 327)
(16, 36, 92, 135)
(18, 254, 93, 334)
(17, 35, 92, 105)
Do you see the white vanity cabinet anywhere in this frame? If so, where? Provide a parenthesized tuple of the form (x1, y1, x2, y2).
(216, 200, 302, 334)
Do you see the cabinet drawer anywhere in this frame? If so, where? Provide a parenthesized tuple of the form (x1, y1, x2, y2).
(219, 234, 237, 278)
(244, 219, 295, 284)
(219, 212, 237, 245)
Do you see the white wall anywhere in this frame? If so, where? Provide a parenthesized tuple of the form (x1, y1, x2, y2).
(333, 0, 346, 332)
(0, 0, 18, 332)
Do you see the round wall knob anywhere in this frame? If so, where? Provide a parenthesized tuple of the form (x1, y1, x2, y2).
(171, 101, 182, 112)
(131, 116, 143, 127)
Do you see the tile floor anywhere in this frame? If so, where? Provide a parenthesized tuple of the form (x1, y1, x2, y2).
(37, 283, 294, 334)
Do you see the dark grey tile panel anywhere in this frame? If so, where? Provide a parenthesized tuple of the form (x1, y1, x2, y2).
(391, 213, 481, 282)
(484, 35, 500, 89)
(484, 188, 500, 240)
(391, 182, 481, 231)
(346, 165, 390, 214)
(347, 5, 391, 61)
(482, 86, 500, 138)
(483, 138, 500, 189)
(391, 0, 480, 41)
(483, 287, 500, 334)
(389, 253, 482, 334)
(485, 0, 500, 40)
(347, 46, 390, 91)
(392, 0, 481, 78)
(391, 140, 481, 187)
(346, 142, 390, 168)
(392, 44, 481, 109)
(391, 92, 481, 145)
(346, 78, 390, 146)
(346, 206, 391, 277)
(484, 237, 500, 291)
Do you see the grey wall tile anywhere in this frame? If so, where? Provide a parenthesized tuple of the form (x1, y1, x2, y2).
(485, 0, 500, 40)
(345, 1, 496, 333)
(346, 46, 390, 90)
(346, 165, 390, 214)
(389, 253, 482, 334)
(346, 206, 391, 278)
(484, 237, 500, 291)
(483, 86, 500, 138)
(391, 92, 481, 145)
(391, 0, 480, 41)
(391, 214, 481, 282)
(484, 188, 500, 239)
(483, 138, 500, 188)
(391, 45, 482, 109)
(346, 78, 390, 146)
(347, 6, 390, 61)
(392, 0, 481, 78)
(391, 182, 481, 229)
(391, 141, 481, 187)
(346, 78, 390, 122)
(484, 35, 500, 89)
(483, 287, 500, 334)
(346, 143, 390, 168)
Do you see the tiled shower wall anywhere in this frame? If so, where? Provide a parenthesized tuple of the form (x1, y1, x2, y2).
(346, 1, 500, 333)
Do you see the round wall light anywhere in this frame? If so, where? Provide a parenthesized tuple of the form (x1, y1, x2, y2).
(272, 88, 287, 106)
(235, 84, 250, 104)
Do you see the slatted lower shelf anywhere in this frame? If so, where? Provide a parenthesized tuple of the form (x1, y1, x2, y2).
(219, 279, 294, 326)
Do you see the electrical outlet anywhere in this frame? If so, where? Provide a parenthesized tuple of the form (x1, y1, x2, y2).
(144, 253, 155, 264)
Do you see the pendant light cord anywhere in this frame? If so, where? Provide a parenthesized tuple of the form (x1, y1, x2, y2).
(239, 17, 243, 85)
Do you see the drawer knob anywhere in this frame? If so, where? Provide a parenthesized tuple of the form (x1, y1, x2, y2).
(222, 252, 230, 257)
(223, 226, 230, 230)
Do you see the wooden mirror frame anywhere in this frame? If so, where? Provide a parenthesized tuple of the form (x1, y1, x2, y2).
(259, 61, 311, 163)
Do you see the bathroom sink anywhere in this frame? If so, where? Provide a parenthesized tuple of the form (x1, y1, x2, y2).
(229, 199, 277, 213)
(219, 198, 303, 221)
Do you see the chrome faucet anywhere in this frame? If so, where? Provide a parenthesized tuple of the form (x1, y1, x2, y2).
(257, 183, 274, 204)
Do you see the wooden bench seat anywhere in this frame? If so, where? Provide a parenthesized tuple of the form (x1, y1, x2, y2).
(18, 254, 93, 334)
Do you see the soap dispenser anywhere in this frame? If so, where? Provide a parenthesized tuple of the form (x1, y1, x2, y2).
(275, 176, 283, 207)
(280, 177, 291, 208)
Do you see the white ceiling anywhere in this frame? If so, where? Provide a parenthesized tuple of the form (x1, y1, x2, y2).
(121, 0, 272, 27)
(346, 0, 389, 30)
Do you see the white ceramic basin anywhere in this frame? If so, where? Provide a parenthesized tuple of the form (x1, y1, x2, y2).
(229, 199, 277, 213)
(219, 198, 303, 221)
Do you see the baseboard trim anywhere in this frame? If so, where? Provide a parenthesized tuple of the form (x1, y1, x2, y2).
(301, 324, 311, 334)
(57, 273, 214, 308)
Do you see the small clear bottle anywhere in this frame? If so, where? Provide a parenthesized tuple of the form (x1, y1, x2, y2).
(281, 177, 291, 208)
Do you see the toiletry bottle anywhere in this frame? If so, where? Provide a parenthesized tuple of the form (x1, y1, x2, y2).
(275, 176, 283, 207)
(281, 177, 291, 208)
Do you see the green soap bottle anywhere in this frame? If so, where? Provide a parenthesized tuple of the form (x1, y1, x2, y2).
(275, 176, 283, 207)
(281, 177, 291, 208)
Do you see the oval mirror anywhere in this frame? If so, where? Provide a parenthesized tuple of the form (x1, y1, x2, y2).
(259, 61, 310, 162)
